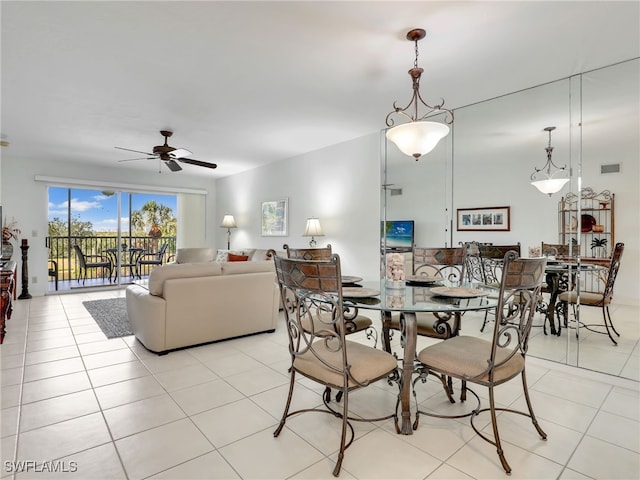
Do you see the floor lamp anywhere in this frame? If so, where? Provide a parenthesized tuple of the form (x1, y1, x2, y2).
(220, 215, 237, 250)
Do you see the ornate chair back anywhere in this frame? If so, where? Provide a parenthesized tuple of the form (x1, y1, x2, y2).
(271, 252, 398, 476)
(283, 244, 332, 260)
(413, 246, 466, 285)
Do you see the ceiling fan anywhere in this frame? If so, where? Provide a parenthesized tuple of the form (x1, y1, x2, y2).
(115, 130, 217, 172)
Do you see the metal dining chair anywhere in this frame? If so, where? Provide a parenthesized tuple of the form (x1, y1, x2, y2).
(283, 244, 377, 403)
(558, 242, 625, 344)
(271, 252, 399, 477)
(413, 252, 547, 474)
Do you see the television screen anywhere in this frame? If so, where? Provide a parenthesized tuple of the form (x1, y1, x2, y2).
(382, 220, 414, 251)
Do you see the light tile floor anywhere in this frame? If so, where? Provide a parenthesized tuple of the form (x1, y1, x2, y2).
(1, 290, 639, 479)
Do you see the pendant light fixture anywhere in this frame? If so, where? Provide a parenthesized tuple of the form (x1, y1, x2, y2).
(530, 126, 570, 196)
(385, 28, 454, 160)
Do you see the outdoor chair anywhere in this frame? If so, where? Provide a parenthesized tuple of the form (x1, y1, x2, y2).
(271, 252, 399, 476)
(48, 259, 58, 291)
(73, 244, 112, 285)
(558, 242, 624, 344)
(137, 243, 168, 274)
(413, 252, 547, 474)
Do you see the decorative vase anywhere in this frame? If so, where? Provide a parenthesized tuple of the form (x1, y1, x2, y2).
(1, 241, 13, 261)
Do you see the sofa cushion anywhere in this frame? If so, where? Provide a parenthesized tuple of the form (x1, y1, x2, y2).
(228, 253, 249, 262)
(215, 249, 245, 262)
(176, 248, 215, 264)
(148, 262, 222, 296)
(221, 260, 274, 275)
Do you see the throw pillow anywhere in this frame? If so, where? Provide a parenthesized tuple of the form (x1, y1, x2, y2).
(215, 249, 243, 262)
(227, 253, 249, 262)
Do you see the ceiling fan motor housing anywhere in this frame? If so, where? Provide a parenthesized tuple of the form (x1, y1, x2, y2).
(154, 130, 175, 156)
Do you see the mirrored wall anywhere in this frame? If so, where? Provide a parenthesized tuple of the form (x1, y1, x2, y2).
(382, 58, 639, 380)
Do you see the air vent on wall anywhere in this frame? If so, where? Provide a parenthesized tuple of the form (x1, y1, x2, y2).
(601, 163, 621, 174)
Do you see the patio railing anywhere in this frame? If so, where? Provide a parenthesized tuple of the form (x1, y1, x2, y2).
(47, 235, 177, 284)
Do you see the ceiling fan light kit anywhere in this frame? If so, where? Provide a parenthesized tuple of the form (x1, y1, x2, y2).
(115, 130, 217, 172)
(385, 28, 454, 160)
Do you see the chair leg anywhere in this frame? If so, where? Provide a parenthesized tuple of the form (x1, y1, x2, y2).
(602, 306, 619, 345)
(605, 306, 620, 337)
(521, 369, 547, 440)
(274, 371, 296, 437)
(333, 387, 349, 477)
(488, 385, 511, 474)
(480, 310, 489, 332)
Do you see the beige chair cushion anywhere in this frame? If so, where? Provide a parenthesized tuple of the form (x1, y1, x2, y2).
(558, 290, 610, 306)
(294, 340, 397, 389)
(418, 336, 524, 384)
(388, 312, 457, 339)
(303, 312, 373, 336)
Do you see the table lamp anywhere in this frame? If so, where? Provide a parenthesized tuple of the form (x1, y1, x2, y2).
(303, 217, 324, 247)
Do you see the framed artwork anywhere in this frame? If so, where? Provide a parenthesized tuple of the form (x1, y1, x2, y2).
(261, 198, 288, 236)
(456, 206, 510, 231)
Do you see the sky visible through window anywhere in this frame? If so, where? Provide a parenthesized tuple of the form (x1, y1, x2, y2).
(48, 187, 176, 233)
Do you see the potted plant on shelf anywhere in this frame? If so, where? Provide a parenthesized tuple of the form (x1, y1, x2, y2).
(590, 237, 608, 258)
(2, 219, 21, 261)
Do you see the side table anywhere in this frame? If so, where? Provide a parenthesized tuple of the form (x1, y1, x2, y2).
(1, 260, 17, 344)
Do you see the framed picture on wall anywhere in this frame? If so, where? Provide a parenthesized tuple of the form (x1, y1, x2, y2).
(456, 206, 510, 231)
(261, 198, 288, 236)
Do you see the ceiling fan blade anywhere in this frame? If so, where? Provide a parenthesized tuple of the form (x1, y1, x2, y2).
(115, 146, 155, 156)
(178, 158, 218, 169)
(169, 148, 192, 158)
(166, 159, 183, 172)
(117, 157, 155, 163)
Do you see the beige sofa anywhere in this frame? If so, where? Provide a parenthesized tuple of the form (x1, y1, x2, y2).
(126, 256, 280, 354)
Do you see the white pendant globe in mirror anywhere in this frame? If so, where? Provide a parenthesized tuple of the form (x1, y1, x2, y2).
(386, 121, 450, 160)
(531, 177, 570, 195)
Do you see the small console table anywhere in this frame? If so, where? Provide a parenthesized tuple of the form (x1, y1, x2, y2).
(1, 261, 17, 344)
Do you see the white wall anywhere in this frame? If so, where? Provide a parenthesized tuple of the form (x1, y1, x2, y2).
(1, 157, 217, 296)
(216, 132, 381, 280)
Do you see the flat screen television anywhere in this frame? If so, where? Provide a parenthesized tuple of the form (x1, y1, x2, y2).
(381, 220, 414, 252)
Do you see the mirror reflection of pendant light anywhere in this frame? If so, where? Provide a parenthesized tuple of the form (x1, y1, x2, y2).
(385, 29, 454, 160)
(530, 126, 570, 196)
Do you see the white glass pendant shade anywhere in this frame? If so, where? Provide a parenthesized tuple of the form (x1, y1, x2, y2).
(531, 177, 570, 195)
(386, 121, 450, 159)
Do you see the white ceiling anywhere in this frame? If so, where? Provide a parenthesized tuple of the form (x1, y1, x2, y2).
(2, 1, 639, 178)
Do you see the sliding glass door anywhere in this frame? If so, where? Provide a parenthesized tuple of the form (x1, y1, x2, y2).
(47, 187, 177, 290)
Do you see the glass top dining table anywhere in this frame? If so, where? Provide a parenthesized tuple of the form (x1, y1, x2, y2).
(341, 279, 500, 435)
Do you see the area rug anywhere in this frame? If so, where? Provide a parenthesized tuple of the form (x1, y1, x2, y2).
(83, 298, 132, 338)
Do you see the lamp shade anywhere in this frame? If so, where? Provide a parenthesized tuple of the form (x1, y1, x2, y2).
(220, 214, 237, 228)
(531, 177, 570, 195)
(386, 121, 450, 159)
(303, 218, 324, 237)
